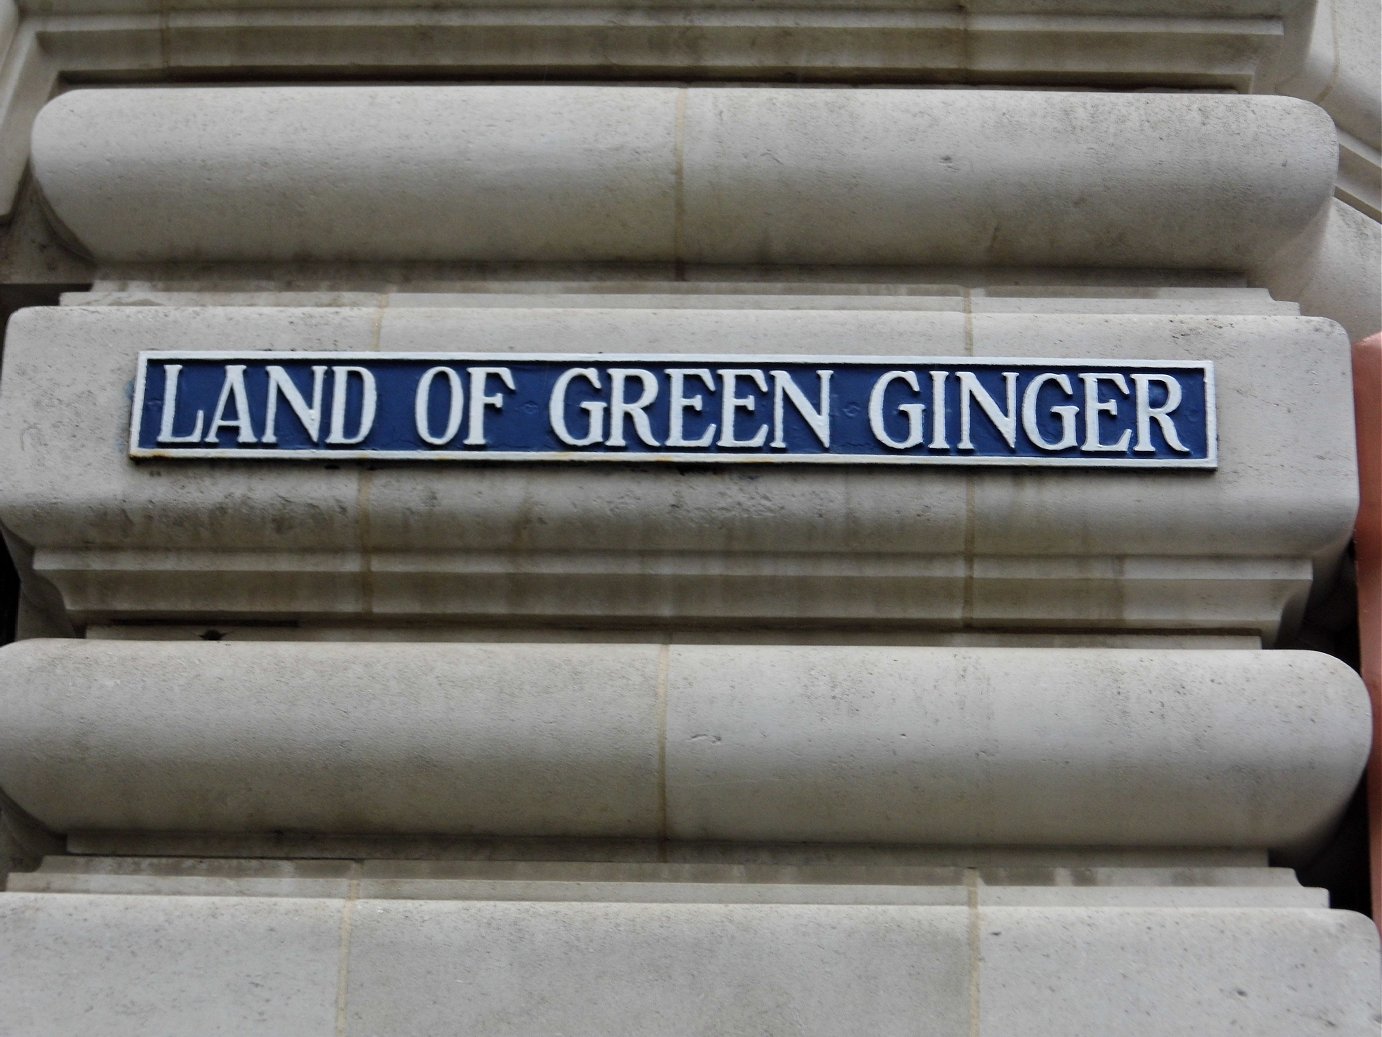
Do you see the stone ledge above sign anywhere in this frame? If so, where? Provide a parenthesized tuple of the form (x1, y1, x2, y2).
(0, 2, 1303, 226)
(0, 304, 1354, 639)
(29, 87, 1336, 270)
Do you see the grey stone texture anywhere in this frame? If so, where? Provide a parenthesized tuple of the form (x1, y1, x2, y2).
(0, 639, 1368, 850)
(0, 638, 662, 838)
(1265, 197, 1382, 343)
(0, 893, 342, 1036)
(0, 3, 1376, 1030)
(346, 899, 972, 1036)
(1272, 0, 1381, 218)
(662, 644, 1369, 850)
(1, 891, 1377, 1036)
(30, 87, 1336, 269)
(977, 907, 1382, 1035)
(0, 304, 1358, 641)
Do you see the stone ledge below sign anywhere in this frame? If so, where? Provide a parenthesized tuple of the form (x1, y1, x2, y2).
(0, 639, 1367, 851)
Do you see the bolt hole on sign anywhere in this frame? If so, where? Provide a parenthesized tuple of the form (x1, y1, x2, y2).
(131, 353, 1216, 468)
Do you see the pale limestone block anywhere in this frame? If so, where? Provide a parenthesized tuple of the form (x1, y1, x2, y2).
(0, 639, 1366, 850)
(343, 899, 971, 1036)
(977, 908, 1382, 1036)
(0, 639, 662, 835)
(967, 314, 1357, 566)
(0, 305, 378, 619)
(1330, 0, 1382, 147)
(0, 1, 1315, 219)
(3, 890, 1373, 1037)
(31, 85, 679, 263)
(0, 893, 341, 1036)
(662, 645, 1370, 849)
(30, 87, 1336, 269)
(0, 306, 1357, 636)
(1289, 15, 1379, 216)
(1266, 198, 1382, 342)
(677, 90, 1334, 269)
(373, 302, 971, 354)
(1272, 0, 1381, 216)
(0, 304, 375, 552)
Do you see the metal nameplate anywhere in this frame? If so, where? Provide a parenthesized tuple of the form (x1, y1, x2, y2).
(130, 352, 1217, 468)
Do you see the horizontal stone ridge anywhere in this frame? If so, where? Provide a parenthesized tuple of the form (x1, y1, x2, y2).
(0, 639, 1368, 848)
(30, 87, 1336, 268)
(5, 856, 1332, 909)
(9, 1, 1299, 15)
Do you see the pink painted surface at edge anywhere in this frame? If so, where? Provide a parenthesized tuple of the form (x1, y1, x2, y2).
(1353, 332, 1381, 935)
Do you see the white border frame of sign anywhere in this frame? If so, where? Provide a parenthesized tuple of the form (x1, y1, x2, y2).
(129, 351, 1219, 469)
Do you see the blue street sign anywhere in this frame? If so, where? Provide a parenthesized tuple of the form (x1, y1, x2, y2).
(131, 352, 1216, 468)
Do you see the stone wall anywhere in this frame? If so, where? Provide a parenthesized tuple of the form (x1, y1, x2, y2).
(0, 1, 1378, 1033)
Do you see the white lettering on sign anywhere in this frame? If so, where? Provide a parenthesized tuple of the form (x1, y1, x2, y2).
(263, 364, 327, 445)
(415, 366, 465, 446)
(666, 368, 717, 448)
(1021, 373, 1078, 452)
(156, 364, 205, 444)
(1132, 373, 1188, 454)
(868, 370, 926, 450)
(326, 367, 377, 446)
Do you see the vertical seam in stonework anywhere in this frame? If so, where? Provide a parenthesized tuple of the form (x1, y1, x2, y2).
(673, 89, 687, 281)
(371, 292, 389, 352)
(334, 870, 362, 1037)
(966, 867, 981, 1037)
(962, 290, 975, 627)
(357, 294, 389, 616)
(656, 642, 671, 850)
(963, 289, 974, 358)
